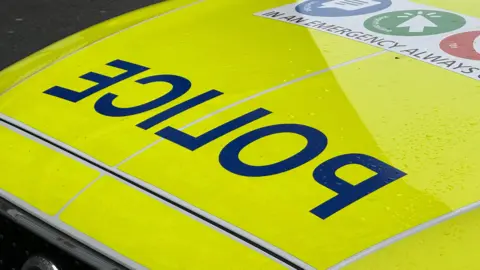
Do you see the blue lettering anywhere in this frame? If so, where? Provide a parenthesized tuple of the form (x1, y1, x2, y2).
(137, 90, 223, 129)
(219, 124, 327, 177)
(157, 108, 271, 151)
(44, 59, 148, 102)
(311, 154, 406, 219)
(44, 59, 409, 220)
(94, 74, 191, 117)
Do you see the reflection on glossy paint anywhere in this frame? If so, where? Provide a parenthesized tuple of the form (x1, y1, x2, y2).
(0, 0, 478, 269)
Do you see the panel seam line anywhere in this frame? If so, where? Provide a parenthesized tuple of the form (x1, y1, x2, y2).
(0, 188, 147, 269)
(0, 50, 386, 269)
(329, 199, 480, 269)
(0, 49, 386, 269)
(54, 174, 104, 218)
(0, 114, 309, 270)
(116, 50, 387, 167)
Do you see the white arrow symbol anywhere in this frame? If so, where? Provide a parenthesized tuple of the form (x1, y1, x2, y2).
(397, 15, 438, 33)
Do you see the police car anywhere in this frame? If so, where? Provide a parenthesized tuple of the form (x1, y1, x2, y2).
(1, 0, 479, 269)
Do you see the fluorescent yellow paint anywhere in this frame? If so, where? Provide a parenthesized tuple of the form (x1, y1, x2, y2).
(120, 53, 468, 267)
(0, 125, 99, 215)
(412, 0, 480, 18)
(0, 0, 378, 166)
(330, 52, 480, 210)
(0, 0, 198, 94)
(60, 176, 285, 270)
(345, 206, 480, 270)
(0, 0, 479, 269)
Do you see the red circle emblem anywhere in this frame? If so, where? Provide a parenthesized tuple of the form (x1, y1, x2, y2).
(440, 31, 480, 61)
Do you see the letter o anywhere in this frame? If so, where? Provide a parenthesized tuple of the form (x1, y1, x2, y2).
(219, 124, 327, 177)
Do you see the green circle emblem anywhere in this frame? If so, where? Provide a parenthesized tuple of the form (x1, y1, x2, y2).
(364, 10, 466, 36)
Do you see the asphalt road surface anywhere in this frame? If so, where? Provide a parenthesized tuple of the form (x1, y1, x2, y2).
(0, 0, 162, 71)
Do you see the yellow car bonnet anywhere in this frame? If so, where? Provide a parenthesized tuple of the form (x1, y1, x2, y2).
(0, 0, 479, 269)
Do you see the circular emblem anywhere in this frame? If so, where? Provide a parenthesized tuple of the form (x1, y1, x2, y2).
(440, 31, 480, 60)
(295, 0, 392, 17)
(364, 10, 466, 36)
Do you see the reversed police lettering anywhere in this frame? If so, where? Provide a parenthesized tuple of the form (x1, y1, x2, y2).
(157, 108, 271, 151)
(219, 124, 328, 177)
(137, 90, 223, 130)
(311, 154, 406, 219)
(44, 59, 149, 102)
(95, 74, 191, 117)
(43, 59, 408, 219)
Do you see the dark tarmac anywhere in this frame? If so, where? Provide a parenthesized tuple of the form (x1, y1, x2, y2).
(0, 0, 162, 71)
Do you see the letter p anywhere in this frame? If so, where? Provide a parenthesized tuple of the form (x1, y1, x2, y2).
(311, 154, 406, 219)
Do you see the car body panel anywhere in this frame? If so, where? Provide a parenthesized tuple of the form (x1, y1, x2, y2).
(0, 124, 99, 215)
(0, 0, 379, 166)
(120, 51, 480, 268)
(345, 205, 480, 269)
(0, 0, 479, 269)
(60, 176, 284, 270)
